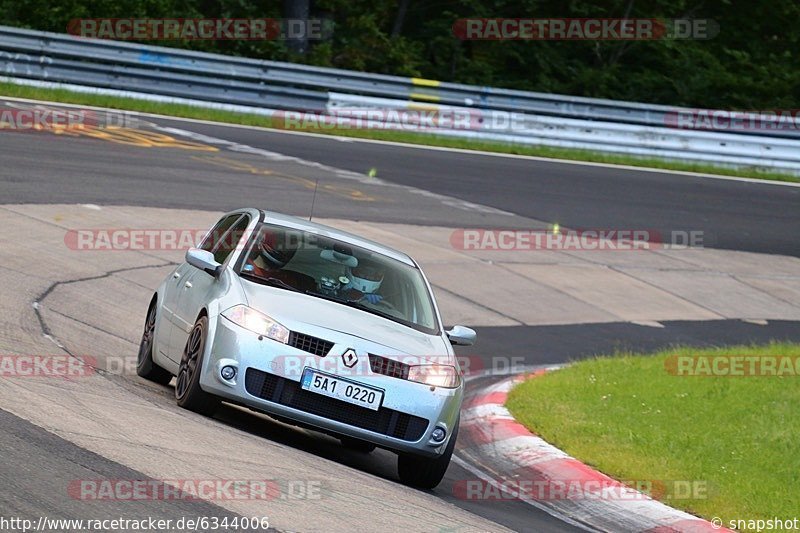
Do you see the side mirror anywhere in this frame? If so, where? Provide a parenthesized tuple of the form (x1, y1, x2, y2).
(446, 325, 477, 346)
(185, 248, 222, 278)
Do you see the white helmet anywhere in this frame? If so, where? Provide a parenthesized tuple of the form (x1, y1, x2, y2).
(347, 259, 384, 294)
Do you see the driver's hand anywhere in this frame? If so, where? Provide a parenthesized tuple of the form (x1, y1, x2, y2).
(363, 293, 383, 304)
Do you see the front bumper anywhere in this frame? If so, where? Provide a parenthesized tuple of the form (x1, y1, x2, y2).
(199, 316, 463, 457)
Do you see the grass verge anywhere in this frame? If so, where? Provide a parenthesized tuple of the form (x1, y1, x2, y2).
(506, 342, 800, 523)
(1, 81, 798, 183)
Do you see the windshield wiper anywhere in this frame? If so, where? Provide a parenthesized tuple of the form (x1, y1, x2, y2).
(240, 272, 301, 292)
(305, 290, 398, 322)
(305, 290, 354, 303)
(344, 299, 397, 322)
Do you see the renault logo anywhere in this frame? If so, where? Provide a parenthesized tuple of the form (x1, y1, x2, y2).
(342, 348, 358, 368)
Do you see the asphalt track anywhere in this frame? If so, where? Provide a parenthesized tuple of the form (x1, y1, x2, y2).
(0, 408, 261, 533)
(2, 99, 800, 532)
(4, 111, 800, 256)
(147, 118, 800, 257)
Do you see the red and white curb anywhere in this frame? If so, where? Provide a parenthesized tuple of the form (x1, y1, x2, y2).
(455, 371, 731, 533)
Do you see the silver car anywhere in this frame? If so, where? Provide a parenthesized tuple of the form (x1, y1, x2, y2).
(136, 208, 476, 488)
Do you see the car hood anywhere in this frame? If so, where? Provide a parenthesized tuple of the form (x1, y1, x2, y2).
(239, 280, 450, 358)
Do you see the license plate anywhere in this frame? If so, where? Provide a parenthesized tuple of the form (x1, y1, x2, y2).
(301, 369, 383, 411)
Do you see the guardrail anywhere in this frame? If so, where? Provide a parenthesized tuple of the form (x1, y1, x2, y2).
(1, 25, 798, 174)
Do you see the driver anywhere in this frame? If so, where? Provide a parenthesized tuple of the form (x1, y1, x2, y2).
(244, 229, 316, 291)
(249, 230, 295, 272)
(345, 258, 385, 304)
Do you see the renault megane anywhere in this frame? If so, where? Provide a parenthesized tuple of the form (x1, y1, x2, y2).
(136, 208, 476, 488)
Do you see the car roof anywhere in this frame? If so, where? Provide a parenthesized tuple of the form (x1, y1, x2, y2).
(256, 209, 416, 267)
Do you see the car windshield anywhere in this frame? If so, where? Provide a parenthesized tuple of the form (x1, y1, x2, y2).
(237, 223, 439, 335)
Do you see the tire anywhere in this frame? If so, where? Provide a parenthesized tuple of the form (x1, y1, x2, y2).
(340, 436, 377, 453)
(136, 299, 173, 385)
(175, 315, 220, 415)
(397, 420, 459, 489)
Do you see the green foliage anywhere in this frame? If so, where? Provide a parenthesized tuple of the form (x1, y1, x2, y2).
(1, 0, 797, 108)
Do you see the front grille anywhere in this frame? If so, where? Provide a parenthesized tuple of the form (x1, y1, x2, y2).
(244, 368, 428, 442)
(288, 331, 334, 357)
(369, 354, 410, 380)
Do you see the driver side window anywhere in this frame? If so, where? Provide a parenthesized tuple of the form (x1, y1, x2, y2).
(200, 214, 249, 265)
(200, 215, 240, 252)
(213, 216, 250, 265)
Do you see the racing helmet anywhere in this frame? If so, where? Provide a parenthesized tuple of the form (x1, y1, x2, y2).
(258, 229, 297, 269)
(347, 258, 385, 294)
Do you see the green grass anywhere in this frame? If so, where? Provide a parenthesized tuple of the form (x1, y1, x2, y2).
(506, 343, 800, 523)
(1, 81, 798, 183)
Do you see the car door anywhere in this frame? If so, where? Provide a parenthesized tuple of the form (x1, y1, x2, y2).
(161, 213, 243, 362)
(155, 261, 195, 360)
(167, 213, 250, 361)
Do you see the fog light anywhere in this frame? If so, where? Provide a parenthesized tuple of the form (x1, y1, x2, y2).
(220, 365, 236, 380)
(431, 427, 447, 442)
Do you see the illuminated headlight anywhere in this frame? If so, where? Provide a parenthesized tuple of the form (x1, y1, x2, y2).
(221, 305, 290, 344)
(407, 364, 460, 388)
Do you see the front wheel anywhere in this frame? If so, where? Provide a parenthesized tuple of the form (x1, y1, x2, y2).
(175, 316, 219, 416)
(397, 420, 459, 489)
(136, 299, 172, 385)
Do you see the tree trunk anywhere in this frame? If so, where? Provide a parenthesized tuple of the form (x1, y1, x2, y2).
(391, 0, 410, 38)
(283, 0, 310, 55)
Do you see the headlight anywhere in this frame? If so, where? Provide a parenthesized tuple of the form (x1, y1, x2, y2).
(407, 364, 460, 388)
(221, 305, 290, 344)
